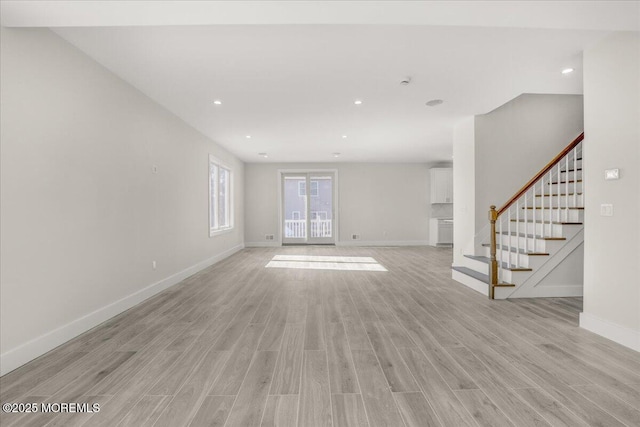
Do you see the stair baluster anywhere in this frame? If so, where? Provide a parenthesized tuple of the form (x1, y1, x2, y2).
(565, 154, 570, 218)
(508, 208, 512, 270)
(498, 211, 503, 284)
(518, 197, 522, 268)
(573, 147, 584, 211)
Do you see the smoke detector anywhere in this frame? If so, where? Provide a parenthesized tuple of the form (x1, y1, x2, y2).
(400, 77, 412, 86)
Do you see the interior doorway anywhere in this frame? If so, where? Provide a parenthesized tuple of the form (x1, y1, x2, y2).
(281, 171, 336, 245)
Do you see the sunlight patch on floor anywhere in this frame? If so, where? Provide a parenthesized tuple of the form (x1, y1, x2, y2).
(266, 255, 387, 272)
(272, 255, 377, 263)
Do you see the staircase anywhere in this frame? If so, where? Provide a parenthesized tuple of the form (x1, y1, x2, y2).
(452, 133, 584, 299)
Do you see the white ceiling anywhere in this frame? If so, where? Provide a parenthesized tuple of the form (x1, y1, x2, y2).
(2, 1, 637, 163)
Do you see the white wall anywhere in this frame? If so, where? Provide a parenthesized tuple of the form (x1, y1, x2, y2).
(245, 163, 430, 246)
(453, 117, 476, 265)
(0, 28, 245, 374)
(581, 32, 640, 351)
(474, 94, 584, 231)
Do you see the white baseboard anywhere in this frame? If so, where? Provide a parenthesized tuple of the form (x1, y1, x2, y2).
(580, 312, 640, 353)
(245, 241, 281, 247)
(337, 240, 429, 247)
(0, 243, 245, 376)
(509, 284, 584, 298)
(246, 240, 430, 248)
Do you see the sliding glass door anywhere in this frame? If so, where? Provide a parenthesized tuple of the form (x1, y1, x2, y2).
(281, 172, 335, 245)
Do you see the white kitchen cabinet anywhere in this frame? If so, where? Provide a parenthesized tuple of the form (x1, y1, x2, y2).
(430, 168, 453, 204)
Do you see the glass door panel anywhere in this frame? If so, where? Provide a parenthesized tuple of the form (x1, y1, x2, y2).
(309, 174, 334, 243)
(282, 175, 307, 244)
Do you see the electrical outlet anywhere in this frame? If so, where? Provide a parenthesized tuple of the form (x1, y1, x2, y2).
(265, 234, 275, 241)
(152, 260, 157, 269)
(152, 165, 158, 174)
(600, 204, 613, 216)
(351, 234, 360, 240)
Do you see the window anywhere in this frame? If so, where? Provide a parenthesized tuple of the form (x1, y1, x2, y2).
(292, 211, 301, 220)
(209, 155, 233, 235)
(298, 180, 319, 197)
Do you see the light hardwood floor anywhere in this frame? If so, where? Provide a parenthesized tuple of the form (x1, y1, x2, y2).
(1, 246, 639, 427)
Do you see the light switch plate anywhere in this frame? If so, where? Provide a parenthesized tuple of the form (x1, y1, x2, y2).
(605, 168, 619, 180)
(600, 204, 614, 216)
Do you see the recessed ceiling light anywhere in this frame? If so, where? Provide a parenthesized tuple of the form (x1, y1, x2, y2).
(426, 99, 444, 107)
(562, 68, 574, 74)
(333, 152, 341, 158)
(213, 100, 222, 105)
(258, 152, 268, 158)
(354, 100, 363, 105)
(342, 135, 347, 139)
(246, 135, 251, 139)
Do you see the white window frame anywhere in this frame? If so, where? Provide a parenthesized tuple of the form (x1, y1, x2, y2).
(209, 155, 234, 236)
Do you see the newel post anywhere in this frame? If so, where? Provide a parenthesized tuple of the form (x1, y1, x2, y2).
(488, 205, 498, 299)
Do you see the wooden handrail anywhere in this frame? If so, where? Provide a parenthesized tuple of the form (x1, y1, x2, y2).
(496, 132, 584, 217)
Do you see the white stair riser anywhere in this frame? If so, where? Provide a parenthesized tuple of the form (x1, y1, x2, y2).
(512, 222, 568, 236)
(510, 222, 564, 237)
(545, 182, 583, 194)
(500, 210, 582, 225)
(452, 269, 488, 296)
(515, 209, 584, 222)
(497, 251, 547, 269)
(531, 194, 584, 208)
(483, 246, 562, 270)
(562, 159, 582, 169)
(464, 257, 489, 275)
(558, 170, 583, 181)
(497, 234, 565, 252)
(497, 234, 546, 252)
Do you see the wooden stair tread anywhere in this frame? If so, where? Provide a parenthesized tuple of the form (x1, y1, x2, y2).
(510, 220, 583, 225)
(522, 207, 584, 210)
(548, 180, 583, 184)
(481, 243, 549, 256)
(463, 255, 532, 271)
(497, 231, 566, 240)
(535, 193, 583, 197)
(452, 266, 516, 287)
